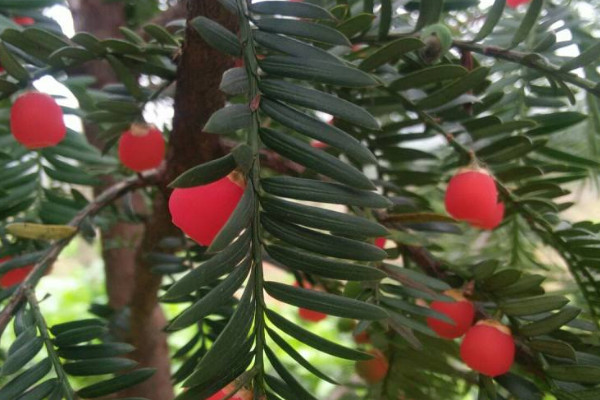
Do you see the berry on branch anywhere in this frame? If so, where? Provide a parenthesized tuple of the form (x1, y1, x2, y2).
(169, 174, 244, 247)
(10, 92, 66, 149)
(426, 289, 475, 339)
(445, 169, 504, 230)
(207, 383, 252, 400)
(460, 320, 515, 377)
(118, 124, 165, 172)
(0, 257, 33, 288)
(355, 349, 389, 384)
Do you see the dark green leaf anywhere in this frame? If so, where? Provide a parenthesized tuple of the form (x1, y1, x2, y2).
(169, 153, 236, 188)
(261, 176, 391, 208)
(260, 128, 375, 190)
(63, 358, 138, 376)
(472, 0, 505, 42)
(266, 309, 370, 360)
(266, 244, 385, 281)
(162, 231, 250, 300)
(264, 281, 388, 320)
(519, 307, 581, 336)
(204, 105, 252, 134)
(259, 55, 378, 88)
(77, 368, 156, 398)
(190, 16, 240, 57)
(250, 1, 334, 20)
(510, 0, 543, 48)
(261, 196, 388, 237)
(260, 79, 380, 129)
(260, 98, 376, 164)
(261, 213, 387, 261)
(500, 295, 569, 316)
(255, 18, 351, 47)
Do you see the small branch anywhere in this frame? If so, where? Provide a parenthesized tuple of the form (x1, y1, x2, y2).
(26, 289, 77, 400)
(0, 170, 159, 337)
(452, 40, 600, 98)
(357, 34, 600, 98)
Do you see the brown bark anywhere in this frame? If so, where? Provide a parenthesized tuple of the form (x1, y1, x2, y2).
(122, 1, 237, 399)
(69, 1, 174, 397)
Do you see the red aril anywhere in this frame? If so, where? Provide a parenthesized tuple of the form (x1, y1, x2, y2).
(460, 320, 515, 377)
(169, 174, 244, 247)
(207, 383, 252, 400)
(13, 16, 35, 25)
(375, 237, 386, 249)
(426, 289, 475, 339)
(355, 349, 389, 383)
(11, 92, 66, 149)
(445, 169, 503, 230)
(310, 140, 329, 149)
(118, 124, 165, 172)
(0, 256, 33, 288)
(353, 330, 370, 344)
(507, 0, 531, 8)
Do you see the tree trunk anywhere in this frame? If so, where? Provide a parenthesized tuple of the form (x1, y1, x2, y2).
(123, 1, 237, 399)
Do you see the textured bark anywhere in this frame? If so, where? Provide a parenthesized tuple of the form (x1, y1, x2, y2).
(69, 0, 140, 310)
(69, 1, 173, 397)
(123, 1, 237, 399)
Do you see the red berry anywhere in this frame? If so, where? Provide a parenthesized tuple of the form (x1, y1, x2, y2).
(118, 124, 165, 172)
(295, 281, 328, 322)
(207, 384, 252, 400)
(13, 16, 35, 26)
(445, 169, 503, 230)
(355, 349, 389, 384)
(234, 58, 244, 68)
(298, 308, 328, 322)
(353, 330, 371, 344)
(460, 320, 515, 377)
(0, 257, 33, 288)
(310, 140, 329, 149)
(169, 175, 244, 246)
(375, 237, 386, 249)
(11, 92, 66, 149)
(471, 202, 505, 230)
(426, 289, 475, 339)
(507, 0, 531, 8)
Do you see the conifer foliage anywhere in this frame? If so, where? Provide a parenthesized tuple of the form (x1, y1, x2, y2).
(1, 0, 600, 399)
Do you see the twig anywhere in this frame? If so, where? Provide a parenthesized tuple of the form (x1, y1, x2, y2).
(0, 170, 159, 337)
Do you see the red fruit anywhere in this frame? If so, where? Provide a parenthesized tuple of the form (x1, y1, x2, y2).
(445, 169, 503, 230)
(295, 281, 328, 322)
(13, 16, 35, 26)
(375, 237, 386, 249)
(472, 202, 505, 230)
(0, 257, 33, 288)
(118, 124, 165, 172)
(234, 58, 244, 68)
(310, 140, 329, 149)
(298, 308, 328, 322)
(355, 349, 389, 384)
(207, 384, 252, 400)
(11, 92, 66, 149)
(426, 289, 475, 339)
(353, 330, 371, 344)
(460, 320, 515, 377)
(169, 174, 244, 247)
(507, 0, 531, 8)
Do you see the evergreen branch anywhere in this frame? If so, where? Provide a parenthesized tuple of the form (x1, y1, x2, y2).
(357, 35, 600, 97)
(0, 170, 159, 337)
(26, 289, 77, 400)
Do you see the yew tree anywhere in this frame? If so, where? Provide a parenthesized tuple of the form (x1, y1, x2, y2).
(1, 0, 600, 399)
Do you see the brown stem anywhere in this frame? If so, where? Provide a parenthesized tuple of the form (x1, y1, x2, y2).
(122, 2, 238, 399)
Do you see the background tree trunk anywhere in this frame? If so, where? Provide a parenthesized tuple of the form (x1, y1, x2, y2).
(122, 1, 237, 399)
